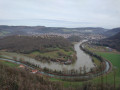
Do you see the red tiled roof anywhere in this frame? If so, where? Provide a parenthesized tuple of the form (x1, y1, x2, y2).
(19, 64, 25, 68)
(32, 70, 38, 73)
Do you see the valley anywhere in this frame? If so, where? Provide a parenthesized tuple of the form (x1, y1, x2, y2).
(0, 26, 120, 89)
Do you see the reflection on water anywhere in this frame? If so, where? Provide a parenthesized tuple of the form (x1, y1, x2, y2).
(1, 41, 95, 72)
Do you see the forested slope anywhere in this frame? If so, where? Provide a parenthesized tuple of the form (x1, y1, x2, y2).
(0, 35, 72, 53)
(99, 32, 120, 51)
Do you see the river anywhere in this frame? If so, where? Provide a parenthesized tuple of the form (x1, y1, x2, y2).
(1, 41, 95, 72)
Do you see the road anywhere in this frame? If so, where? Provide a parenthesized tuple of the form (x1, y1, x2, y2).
(0, 55, 112, 80)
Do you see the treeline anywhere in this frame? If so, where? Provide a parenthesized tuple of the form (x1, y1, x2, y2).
(80, 43, 104, 62)
(0, 35, 72, 53)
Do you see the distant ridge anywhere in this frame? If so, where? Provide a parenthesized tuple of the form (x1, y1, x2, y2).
(104, 27, 120, 36)
(0, 25, 108, 37)
(99, 31, 120, 51)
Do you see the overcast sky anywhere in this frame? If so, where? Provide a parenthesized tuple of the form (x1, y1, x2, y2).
(0, 0, 120, 28)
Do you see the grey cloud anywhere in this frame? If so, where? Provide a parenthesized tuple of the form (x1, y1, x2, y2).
(0, 0, 120, 28)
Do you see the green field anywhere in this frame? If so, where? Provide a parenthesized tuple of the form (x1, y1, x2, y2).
(96, 52, 120, 68)
(95, 52, 120, 85)
(28, 48, 75, 61)
(0, 60, 19, 67)
(86, 45, 120, 86)
(30, 49, 73, 58)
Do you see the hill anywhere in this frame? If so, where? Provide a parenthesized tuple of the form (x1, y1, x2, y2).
(0, 25, 108, 37)
(109, 32, 120, 40)
(99, 32, 120, 51)
(0, 35, 71, 53)
(104, 27, 120, 36)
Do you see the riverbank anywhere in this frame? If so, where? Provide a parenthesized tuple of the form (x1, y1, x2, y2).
(0, 40, 112, 81)
(0, 41, 95, 73)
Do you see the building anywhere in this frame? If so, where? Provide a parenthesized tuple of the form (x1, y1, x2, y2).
(31, 69, 38, 74)
(19, 64, 25, 68)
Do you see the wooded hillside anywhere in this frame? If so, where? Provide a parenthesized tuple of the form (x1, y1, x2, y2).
(99, 32, 120, 51)
(0, 35, 72, 53)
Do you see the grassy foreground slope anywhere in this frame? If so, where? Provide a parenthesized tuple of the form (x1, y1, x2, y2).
(1, 60, 120, 90)
(0, 62, 68, 90)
